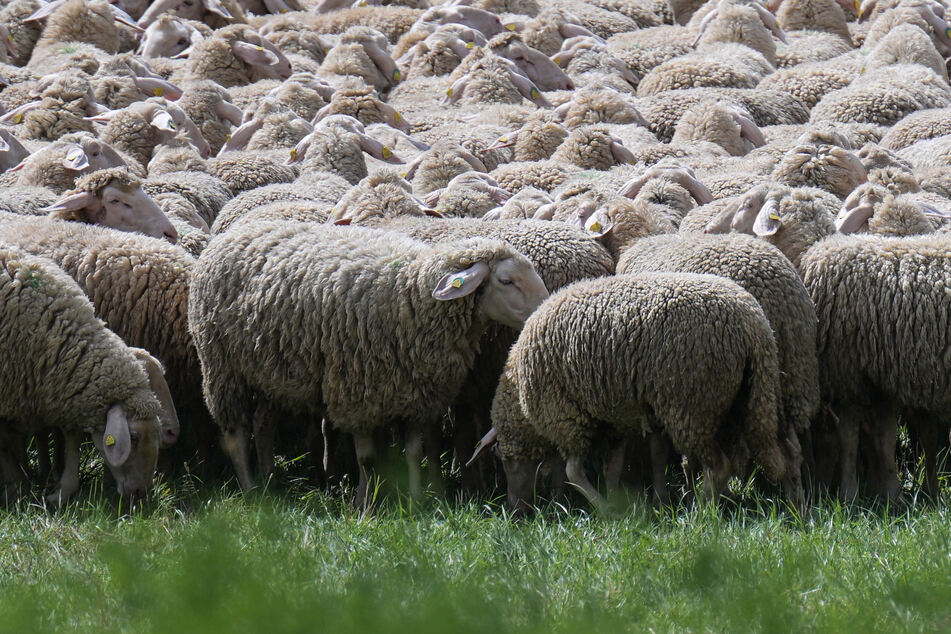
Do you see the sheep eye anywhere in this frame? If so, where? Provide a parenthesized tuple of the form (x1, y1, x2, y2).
(177, 38, 187, 46)
(499, 278, 513, 286)
(110, 199, 120, 205)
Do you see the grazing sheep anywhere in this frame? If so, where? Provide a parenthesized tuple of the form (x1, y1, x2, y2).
(183, 24, 292, 88)
(189, 222, 549, 504)
(0, 243, 163, 505)
(499, 272, 799, 511)
(616, 233, 820, 484)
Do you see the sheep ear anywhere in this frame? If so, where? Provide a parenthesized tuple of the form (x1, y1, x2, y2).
(214, 100, 244, 126)
(835, 203, 874, 234)
(134, 77, 182, 100)
(584, 210, 613, 238)
(0, 101, 42, 124)
(533, 202, 554, 220)
(233, 41, 280, 67)
(752, 200, 781, 237)
(62, 147, 89, 171)
(204, 0, 234, 18)
(103, 405, 132, 467)
(220, 118, 262, 153)
(150, 111, 177, 132)
(24, 0, 64, 22)
(432, 261, 489, 300)
(130, 348, 179, 448)
(333, 217, 351, 225)
(41, 191, 99, 213)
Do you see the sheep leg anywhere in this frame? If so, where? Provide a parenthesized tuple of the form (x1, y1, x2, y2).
(649, 431, 671, 506)
(46, 431, 81, 508)
(864, 409, 900, 502)
(405, 422, 424, 500)
(36, 429, 51, 484)
(503, 458, 537, 517)
(353, 432, 376, 510)
(603, 438, 627, 499)
(0, 430, 28, 504)
(700, 451, 731, 504)
(423, 420, 445, 495)
(907, 409, 939, 499)
(305, 419, 326, 489)
(565, 454, 606, 511)
(836, 406, 860, 501)
(252, 401, 276, 484)
(222, 427, 255, 492)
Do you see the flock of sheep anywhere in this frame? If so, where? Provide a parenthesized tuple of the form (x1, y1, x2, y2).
(1, 0, 950, 515)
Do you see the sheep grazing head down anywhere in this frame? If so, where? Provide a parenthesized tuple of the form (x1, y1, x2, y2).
(432, 242, 550, 330)
(42, 168, 179, 243)
(92, 399, 161, 501)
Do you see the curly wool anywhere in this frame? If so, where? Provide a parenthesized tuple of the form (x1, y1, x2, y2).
(800, 234, 951, 415)
(757, 61, 856, 109)
(561, 90, 648, 129)
(0, 243, 159, 435)
(176, 81, 237, 156)
(636, 49, 765, 97)
(697, 4, 778, 66)
(607, 26, 696, 79)
(490, 160, 575, 193)
(207, 152, 296, 194)
(775, 31, 853, 68)
(810, 65, 951, 127)
(0, 186, 58, 215)
(881, 108, 951, 151)
(776, 0, 851, 40)
(211, 176, 347, 234)
(0, 0, 44, 67)
(864, 24, 947, 82)
(189, 223, 529, 437)
(617, 233, 819, 438)
(507, 273, 786, 483)
(30, 0, 119, 62)
(185, 25, 271, 88)
(142, 171, 233, 227)
(672, 100, 754, 156)
(551, 126, 626, 170)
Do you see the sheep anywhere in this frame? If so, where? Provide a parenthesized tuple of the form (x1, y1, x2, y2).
(0, 0, 44, 67)
(0, 213, 213, 475)
(188, 222, 549, 504)
(142, 170, 233, 227)
(264, 72, 335, 121)
(137, 0, 246, 30)
(398, 24, 486, 78)
(773, 0, 852, 41)
(174, 80, 242, 155)
(497, 272, 799, 511)
(210, 175, 349, 234)
(0, 71, 99, 141)
(809, 64, 951, 127)
(799, 233, 951, 499)
(425, 172, 513, 218)
(864, 23, 948, 81)
(444, 49, 553, 107)
(693, 0, 787, 66)
(153, 192, 210, 257)
(757, 59, 858, 111)
(182, 24, 292, 88)
(607, 25, 696, 80)
(37, 167, 179, 243)
(0, 242, 164, 505)
(490, 159, 576, 193)
(219, 98, 313, 152)
(9, 133, 128, 193)
(671, 99, 767, 156)
(774, 31, 854, 68)
(319, 26, 402, 93)
(92, 99, 211, 168)
(616, 233, 820, 485)
(27, 0, 128, 64)
(137, 15, 213, 59)
(330, 169, 439, 223)
(770, 144, 868, 198)
(881, 107, 951, 151)
(636, 44, 774, 97)
(553, 87, 649, 129)
(636, 87, 810, 143)
(310, 87, 409, 132)
(896, 135, 951, 171)
(482, 187, 552, 220)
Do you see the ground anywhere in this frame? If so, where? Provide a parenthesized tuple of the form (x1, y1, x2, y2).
(2, 482, 951, 633)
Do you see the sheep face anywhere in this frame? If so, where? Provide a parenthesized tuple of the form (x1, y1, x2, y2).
(434, 255, 549, 329)
(139, 17, 195, 58)
(92, 403, 161, 501)
(44, 184, 179, 244)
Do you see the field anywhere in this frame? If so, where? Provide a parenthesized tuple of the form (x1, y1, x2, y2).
(3, 478, 951, 633)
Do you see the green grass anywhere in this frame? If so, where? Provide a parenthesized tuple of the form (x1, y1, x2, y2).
(2, 483, 951, 633)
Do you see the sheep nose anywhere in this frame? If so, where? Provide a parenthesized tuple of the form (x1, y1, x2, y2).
(165, 226, 179, 245)
(163, 428, 180, 446)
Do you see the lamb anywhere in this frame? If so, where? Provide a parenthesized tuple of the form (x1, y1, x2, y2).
(496, 272, 799, 511)
(616, 233, 819, 485)
(182, 24, 292, 88)
(0, 243, 164, 505)
(188, 222, 549, 504)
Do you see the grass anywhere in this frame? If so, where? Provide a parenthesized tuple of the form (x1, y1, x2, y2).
(2, 479, 951, 633)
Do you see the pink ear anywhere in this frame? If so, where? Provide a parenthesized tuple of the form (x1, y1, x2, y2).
(334, 217, 352, 225)
(233, 41, 280, 67)
(752, 199, 782, 237)
(432, 261, 489, 300)
(835, 203, 874, 234)
(150, 111, 177, 132)
(134, 77, 183, 100)
(24, 0, 64, 22)
(41, 191, 99, 213)
(205, 0, 234, 18)
(0, 101, 42, 123)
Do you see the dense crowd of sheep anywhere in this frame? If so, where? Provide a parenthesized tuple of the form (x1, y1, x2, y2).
(1, 0, 950, 514)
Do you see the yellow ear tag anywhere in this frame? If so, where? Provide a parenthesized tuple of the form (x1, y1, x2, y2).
(451, 277, 464, 288)
(769, 213, 780, 221)
(853, 0, 859, 9)
(66, 148, 83, 161)
(465, 42, 474, 49)
(12, 113, 21, 123)
(499, 136, 508, 143)
(505, 23, 516, 31)
(290, 148, 297, 160)
(280, 8, 287, 12)
(226, 133, 231, 141)
(6, 35, 12, 43)
(530, 87, 540, 100)
(153, 87, 164, 96)
(400, 171, 407, 178)
(446, 87, 453, 98)
(392, 69, 401, 82)
(255, 45, 265, 51)
(394, 112, 401, 122)
(105, 434, 116, 446)
(381, 146, 393, 159)
(589, 221, 602, 232)
(946, 27, 951, 39)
